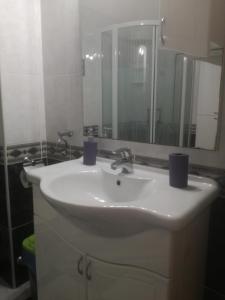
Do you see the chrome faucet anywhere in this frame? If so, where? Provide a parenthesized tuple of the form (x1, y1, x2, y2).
(23, 156, 43, 167)
(57, 130, 74, 156)
(111, 148, 134, 174)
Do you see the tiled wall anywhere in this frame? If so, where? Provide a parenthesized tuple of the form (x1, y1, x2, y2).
(41, 0, 83, 147)
(0, 162, 34, 287)
(0, 143, 43, 287)
(0, 0, 45, 288)
(0, 0, 46, 146)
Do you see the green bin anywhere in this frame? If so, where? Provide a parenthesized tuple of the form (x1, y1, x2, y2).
(22, 235, 37, 300)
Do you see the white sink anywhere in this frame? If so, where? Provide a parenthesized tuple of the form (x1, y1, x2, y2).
(27, 157, 219, 237)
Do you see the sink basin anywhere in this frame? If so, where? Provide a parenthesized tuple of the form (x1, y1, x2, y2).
(40, 168, 155, 236)
(33, 158, 219, 237)
(43, 169, 152, 204)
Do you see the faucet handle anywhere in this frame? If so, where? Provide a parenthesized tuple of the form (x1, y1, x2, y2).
(23, 156, 35, 166)
(23, 156, 43, 167)
(113, 148, 133, 161)
(57, 131, 74, 138)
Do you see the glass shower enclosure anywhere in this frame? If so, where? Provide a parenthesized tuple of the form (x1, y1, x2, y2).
(83, 21, 196, 147)
(101, 21, 157, 143)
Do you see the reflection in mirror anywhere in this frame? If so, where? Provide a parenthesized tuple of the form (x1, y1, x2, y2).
(102, 31, 113, 139)
(81, 13, 223, 150)
(117, 25, 153, 144)
(82, 21, 157, 143)
(155, 50, 223, 150)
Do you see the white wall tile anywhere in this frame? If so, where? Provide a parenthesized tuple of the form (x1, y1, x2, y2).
(80, 0, 160, 34)
(41, 0, 81, 76)
(41, 0, 83, 146)
(0, 0, 43, 75)
(70, 74, 83, 146)
(0, 0, 46, 146)
(1, 73, 46, 145)
(0, 89, 5, 147)
(44, 74, 83, 146)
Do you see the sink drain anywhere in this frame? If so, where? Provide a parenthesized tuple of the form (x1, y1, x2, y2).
(116, 180, 121, 186)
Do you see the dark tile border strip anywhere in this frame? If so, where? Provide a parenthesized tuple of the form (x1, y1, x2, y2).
(0, 142, 47, 165)
(46, 142, 83, 162)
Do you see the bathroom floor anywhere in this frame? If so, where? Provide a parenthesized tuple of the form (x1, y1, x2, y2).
(0, 280, 30, 300)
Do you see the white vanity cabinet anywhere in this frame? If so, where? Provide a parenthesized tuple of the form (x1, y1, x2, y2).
(33, 184, 210, 300)
(160, 0, 225, 56)
(35, 215, 169, 300)
(33, 187, 169, 300)
(86, 256, 169, 300)
(28, 159, 218, 300)
(35, 216, 86, 300)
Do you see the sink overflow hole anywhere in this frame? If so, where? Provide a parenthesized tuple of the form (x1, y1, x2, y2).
(116, 180, 121, 186)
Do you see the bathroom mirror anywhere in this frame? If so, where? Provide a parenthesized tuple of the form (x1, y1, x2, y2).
(80, 0, 223, 150)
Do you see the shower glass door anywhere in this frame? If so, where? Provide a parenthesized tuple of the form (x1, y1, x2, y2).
(117, 24, 155, 143)
(101, 23, 156, 142)
(155, 50, 195, 147)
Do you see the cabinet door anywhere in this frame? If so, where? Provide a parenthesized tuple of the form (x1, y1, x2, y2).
(35, 218, 86, 300)
(87, 257, 169, 300)
(160, 0, 211, 56)
(194, 60, 221, 149)
(195, 115, 218, 150)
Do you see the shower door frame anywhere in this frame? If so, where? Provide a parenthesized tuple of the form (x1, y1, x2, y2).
(101, 20, 160, 142)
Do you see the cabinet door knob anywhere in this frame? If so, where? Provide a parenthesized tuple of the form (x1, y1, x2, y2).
(161, 17, 166, 45)
(77, 256, 84, 275)
(86, 261, 92, 281)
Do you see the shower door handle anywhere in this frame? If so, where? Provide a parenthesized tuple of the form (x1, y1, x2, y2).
(86, 261, 92, 280)
(161, 17, 166, 45)
(147, 108, 151, 124)
(82, 59, 86, 76)
(77, 256, 84, 276)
